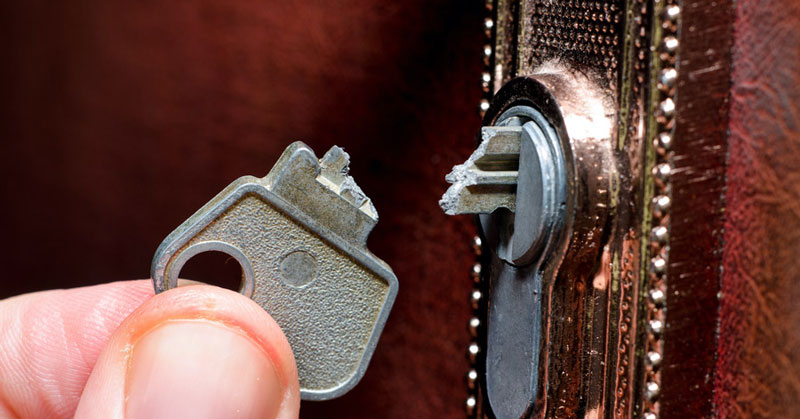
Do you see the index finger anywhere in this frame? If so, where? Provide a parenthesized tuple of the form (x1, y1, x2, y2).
(0, 280, 154, 418)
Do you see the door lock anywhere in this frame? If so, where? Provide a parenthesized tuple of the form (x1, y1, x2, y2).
(441, 67, 616, 419)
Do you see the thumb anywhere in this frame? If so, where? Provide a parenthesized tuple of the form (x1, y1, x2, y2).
(75, 285, 300, 419)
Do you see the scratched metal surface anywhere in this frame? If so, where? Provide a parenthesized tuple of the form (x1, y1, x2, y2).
(658, 0, 732, 417)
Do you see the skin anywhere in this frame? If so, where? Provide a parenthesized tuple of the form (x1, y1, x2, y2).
(0, 281, 301, 419)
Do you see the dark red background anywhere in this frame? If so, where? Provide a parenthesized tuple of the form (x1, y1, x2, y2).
(0, 1, 483, 417)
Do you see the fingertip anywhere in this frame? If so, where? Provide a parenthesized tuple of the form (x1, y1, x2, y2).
(76, 285, 300, 419)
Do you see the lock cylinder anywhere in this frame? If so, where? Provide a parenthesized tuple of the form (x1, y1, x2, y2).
(441, 64, 617, 419)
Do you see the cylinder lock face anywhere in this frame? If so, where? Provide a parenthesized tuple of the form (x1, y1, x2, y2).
(440, 71, 617, 419)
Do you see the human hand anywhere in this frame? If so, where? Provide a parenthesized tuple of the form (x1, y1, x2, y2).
(0, 281, 301, 418)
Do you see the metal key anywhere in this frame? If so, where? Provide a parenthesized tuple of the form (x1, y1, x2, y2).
(151, 142, 398, 400)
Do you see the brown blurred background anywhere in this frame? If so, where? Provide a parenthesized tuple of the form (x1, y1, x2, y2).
(0, 1, 484, 417)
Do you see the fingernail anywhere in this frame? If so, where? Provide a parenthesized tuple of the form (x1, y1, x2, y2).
(126, 320, 284, 419)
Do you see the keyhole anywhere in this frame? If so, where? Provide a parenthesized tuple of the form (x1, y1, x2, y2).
(177, 250, 244, 292)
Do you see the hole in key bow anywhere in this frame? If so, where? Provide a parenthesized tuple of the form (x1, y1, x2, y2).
(177, 250, 245, 293)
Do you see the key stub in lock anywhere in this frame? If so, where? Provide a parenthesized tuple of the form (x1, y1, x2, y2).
(151, 142, 398, 401)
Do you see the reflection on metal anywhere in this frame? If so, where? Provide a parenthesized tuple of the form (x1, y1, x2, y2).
(151, 142, 398, 400)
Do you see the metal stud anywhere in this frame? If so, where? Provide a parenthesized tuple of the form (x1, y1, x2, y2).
(651, 225, 669, 244)
(656, 132, 673, 152)
(665, 4, 681, 21)
(468, 316, 481, 337)
(645, 381, 661, 401)
(659, 98, 675, 118)
(649, 288, 666, 306)
(468, 342, 480, 363)
(663, 36, 679, 53)
(471, 262, 482, 282)
(653, 195, 671, 217)
(472, 236, 483, 255)
(466, 369, 478, 390)
(649, 319, 664, 335)
(466, 396, 477, 416)
(470, 289, 483, 310)
(647, 351, 663, 368)
(653, 163, 671, 182)
(651, 256, 667, 275)
(660, 67, 678, 89)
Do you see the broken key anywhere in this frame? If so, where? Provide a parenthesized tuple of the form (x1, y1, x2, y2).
(151, 142, 398, 400)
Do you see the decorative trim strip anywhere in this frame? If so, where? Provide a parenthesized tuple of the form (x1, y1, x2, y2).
(643, 1, 680, 418)
(466, 1, 495, 416)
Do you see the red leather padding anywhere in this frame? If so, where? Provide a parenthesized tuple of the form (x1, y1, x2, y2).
(717, 0, 800, 417)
